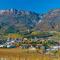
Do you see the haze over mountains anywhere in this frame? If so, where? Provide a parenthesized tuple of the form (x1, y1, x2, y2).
(0, 9, 60, 34)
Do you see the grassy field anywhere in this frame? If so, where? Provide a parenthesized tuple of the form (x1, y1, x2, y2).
(0, 48, 59, 60)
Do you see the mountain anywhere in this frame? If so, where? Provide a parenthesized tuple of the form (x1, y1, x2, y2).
(36, 9, 60, 31)
(0, 9, 40, 34)
(0, 8, 60, 35)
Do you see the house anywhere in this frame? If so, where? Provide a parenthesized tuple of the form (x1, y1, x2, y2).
(46, 46, 60, 51)
(6, 45, 16, 48)
(15, 38, 22, 43)
(28, 46, 36, 51)
(36, 44, 42, 49)
(0, 44, 4, 48)
(21, 44, 30, 49)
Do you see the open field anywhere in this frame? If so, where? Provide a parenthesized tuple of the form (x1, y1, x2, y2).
(0, 48, 59, 60)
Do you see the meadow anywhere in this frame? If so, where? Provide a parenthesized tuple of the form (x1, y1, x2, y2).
(0, 48, 59, 60)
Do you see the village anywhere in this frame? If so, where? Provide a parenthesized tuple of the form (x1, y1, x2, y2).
(0, 32, 60, 54)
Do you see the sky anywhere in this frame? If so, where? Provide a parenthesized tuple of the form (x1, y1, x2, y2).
(0, 0, 60, 14)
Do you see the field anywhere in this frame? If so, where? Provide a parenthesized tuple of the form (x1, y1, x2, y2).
(0, 48, 59, 60)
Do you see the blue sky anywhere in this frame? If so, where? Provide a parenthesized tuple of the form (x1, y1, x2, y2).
(0, 0, 60, 13)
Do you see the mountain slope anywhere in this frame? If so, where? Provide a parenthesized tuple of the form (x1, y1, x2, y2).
(0, 9, 40, 34)
(36, 9, 60, 31)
